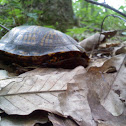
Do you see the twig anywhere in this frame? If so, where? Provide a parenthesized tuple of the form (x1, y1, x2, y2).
(99, 14, 126, 43)
(100, 14, 126, 33)
(0, 24, 10, 31)
(85, 0, 126, 17)
(90, 14, 126, 58)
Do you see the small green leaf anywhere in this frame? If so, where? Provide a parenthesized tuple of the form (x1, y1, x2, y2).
(27, 13, 38, 20)
(0, 0, 8, 5)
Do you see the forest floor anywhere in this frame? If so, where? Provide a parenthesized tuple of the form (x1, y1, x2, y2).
(0, 31, 126, 126)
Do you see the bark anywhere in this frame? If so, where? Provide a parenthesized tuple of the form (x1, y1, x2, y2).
(38, 0, 75, 32)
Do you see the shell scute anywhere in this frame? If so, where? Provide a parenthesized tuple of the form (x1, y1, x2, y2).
(0, 26, 83, 56)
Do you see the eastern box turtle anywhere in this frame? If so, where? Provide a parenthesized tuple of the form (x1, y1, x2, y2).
(0, 26, 89, 68)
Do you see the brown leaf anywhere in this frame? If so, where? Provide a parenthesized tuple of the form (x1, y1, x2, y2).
(58, 83, 96, 126)
(98, 122, 125, 126)
(80, 55, 126, 116)
(78, 55, 123, 101)
(101, 55, 126, 116)
(101, 30, 117, 39)
(114, 46, 126, 55)
(87, 90, 126, 126)
(88, 58, 108, 68)
(48, 113, 78, 126)
(0, 66, 86, 115)
(67, 54, 126, 125)
(79, 33, 105, 51)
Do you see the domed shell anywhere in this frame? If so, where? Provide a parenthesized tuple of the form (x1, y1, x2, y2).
(0, 26, 84, 56)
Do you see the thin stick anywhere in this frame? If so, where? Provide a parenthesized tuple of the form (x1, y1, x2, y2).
(0, 24, 10, 31)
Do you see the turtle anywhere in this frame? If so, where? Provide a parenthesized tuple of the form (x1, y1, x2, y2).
(0, 25, 89, 69)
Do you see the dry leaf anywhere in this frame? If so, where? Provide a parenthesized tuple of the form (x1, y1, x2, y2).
(87, 90, 126, 126)
(68, 54, 126, 125)
(0, 66, 86, 115)
(79, 33, 105, 51)
(84, 55, 126, 116)
(101, 55, 126, 116)
(88, 55, 126, 125)
(98, 122, 125, 126)
(58, 83, 96, 126)
(88, 58, 108, 68)
(101, 30, 117, 39)
(0, 70, 9, 80)
(78, 55, 124, 101)
(114, 46, 126, 55)
(48, 113, 78, 126)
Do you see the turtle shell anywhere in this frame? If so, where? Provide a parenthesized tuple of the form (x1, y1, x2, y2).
(0, 26, 89, 68)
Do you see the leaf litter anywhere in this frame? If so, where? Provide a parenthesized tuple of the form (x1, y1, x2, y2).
(0, 32, 126, 126)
